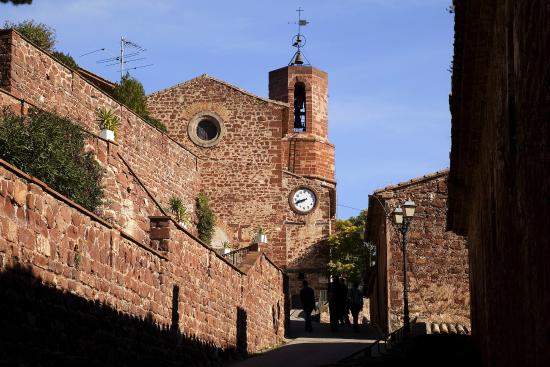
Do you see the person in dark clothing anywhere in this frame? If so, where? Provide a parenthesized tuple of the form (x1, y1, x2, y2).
(349, 281, 364, 332)
(336, 278, 349, 326)
(299, 280, 316, 332)
(328, 278, 339, 332)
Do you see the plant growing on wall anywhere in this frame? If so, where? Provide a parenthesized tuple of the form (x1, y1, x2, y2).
(168, 196, 190, 226)
(196, 192, 216, 245)
(96, 107, 120, 140)
(113, 73, 168, 133)
(0, 108, 104, 211)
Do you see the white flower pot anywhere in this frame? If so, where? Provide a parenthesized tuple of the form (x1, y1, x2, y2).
(256, 234, 268, 244)
(224, 247, 231, 254)
(100, 129, 115, 142)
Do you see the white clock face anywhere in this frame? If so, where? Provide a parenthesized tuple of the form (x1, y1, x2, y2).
(292, 188, 317, 213)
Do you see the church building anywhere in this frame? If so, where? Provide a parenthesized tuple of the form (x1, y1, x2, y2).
(146, 39, 336, 300)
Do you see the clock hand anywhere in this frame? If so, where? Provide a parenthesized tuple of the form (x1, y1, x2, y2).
(295, 198, 307, 204)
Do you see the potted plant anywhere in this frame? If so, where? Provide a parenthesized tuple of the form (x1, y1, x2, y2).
(223, 241, 232, 254)
(97, 107, 120, 142)
(169, 196, 190, 228)
(255, 227, 268, 244)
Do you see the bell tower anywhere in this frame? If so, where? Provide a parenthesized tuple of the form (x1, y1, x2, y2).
(268, 10, 334, 181)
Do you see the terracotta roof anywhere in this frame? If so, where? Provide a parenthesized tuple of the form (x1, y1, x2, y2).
(148, 74, 289, 107)
(373, 169, 449, 194)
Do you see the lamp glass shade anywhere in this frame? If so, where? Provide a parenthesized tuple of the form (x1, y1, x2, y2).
(393, 207, 404, 224)
(404, 199, 416, 218)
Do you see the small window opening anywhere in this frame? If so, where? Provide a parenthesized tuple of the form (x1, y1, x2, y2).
(196, 118, 219, 141)
(293, 82, 306, 132)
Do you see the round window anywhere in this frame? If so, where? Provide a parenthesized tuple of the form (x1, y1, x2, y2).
(196, 118, 219, 141)
(188, 112, 225, 147)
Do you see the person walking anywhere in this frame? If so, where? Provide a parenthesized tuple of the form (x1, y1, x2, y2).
(328, 278, 339, 332)
(336, 278, 349, 326)
(299, 280, 316, 332)
(349, 281, 364, 332)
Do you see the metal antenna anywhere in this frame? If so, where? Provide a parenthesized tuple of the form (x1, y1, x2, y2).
(91, 36, 152, 82)
(288, 7, 311, 66)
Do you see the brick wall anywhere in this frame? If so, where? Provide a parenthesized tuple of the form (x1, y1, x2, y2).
(367, 171, 470, 333)
(0, 159, 285, 357)
(269, 66, 335, 180)
(448, 1, 550, 366)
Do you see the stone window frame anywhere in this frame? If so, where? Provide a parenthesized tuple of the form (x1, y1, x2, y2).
(187, 111, 226, 147)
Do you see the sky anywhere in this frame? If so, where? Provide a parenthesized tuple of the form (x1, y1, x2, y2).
(1, 0, 455, 219)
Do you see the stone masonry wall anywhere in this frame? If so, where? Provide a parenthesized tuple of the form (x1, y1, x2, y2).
(0, 159, 285, 355)
(368, 172, 470, 333)
(448, 2, 550, 366)
(0, 30, 201, 234)
(283, 172, 334, 298)
(0, 29, 286, 358)
(147, 76, 288, 266)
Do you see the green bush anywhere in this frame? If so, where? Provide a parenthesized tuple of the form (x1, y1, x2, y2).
(3, 20, 79, 70)
(144, 116, 168, 133)
(196, 193, 216, 245)
(0, 108, 104, 211)
(51, 51, 78, 70)
(169, 196, 190, 225)
(4, 19, 55, 50)
(113, 73, 168, 133)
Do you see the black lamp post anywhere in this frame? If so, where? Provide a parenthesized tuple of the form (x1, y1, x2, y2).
(392, 199, 416, 336)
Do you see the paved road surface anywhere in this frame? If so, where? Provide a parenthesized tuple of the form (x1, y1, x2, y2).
(229, 310, 379, 367)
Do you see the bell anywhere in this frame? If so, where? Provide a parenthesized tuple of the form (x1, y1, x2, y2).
(292, 51, 304, 65)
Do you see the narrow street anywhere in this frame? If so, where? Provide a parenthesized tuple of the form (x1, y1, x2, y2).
(230, 310, 379, 367)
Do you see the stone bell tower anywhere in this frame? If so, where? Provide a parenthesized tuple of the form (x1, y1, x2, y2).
(268, 13, 334, 182)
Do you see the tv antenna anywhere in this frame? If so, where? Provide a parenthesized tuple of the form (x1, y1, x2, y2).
(88, 36, 153, 82)
(288, 7, 311, 66)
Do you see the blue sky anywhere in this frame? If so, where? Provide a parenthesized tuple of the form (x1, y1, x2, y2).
(2, 0, 454, 219)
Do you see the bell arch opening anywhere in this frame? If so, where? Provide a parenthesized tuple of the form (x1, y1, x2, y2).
(293, 82, 307, 132)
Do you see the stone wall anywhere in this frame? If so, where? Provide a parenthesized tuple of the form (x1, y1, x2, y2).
(0, 29, 201, 235)
(0, 158, 285, 357)
(283, 171, 334, 298)
(0, 28, 286, 360)
(147, 75, 288, 265)
(367, 171, 470, 333)
(447, 1, 550, 366)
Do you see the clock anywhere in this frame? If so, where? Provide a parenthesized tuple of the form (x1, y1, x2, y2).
(289, 187, 317, 214)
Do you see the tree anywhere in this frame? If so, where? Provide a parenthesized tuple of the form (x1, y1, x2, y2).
(4, 20, 55, 50)
(113, 73, 168, 133)
(327, 210, 374, 283)
(3, 20, 79, 70)
(1, 0, 32, 6)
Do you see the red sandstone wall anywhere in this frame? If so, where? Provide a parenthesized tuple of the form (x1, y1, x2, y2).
(0, 159, 285, 353)
(0, 30, 201, 234)
(368, 173, 470, 333)
(0, 29, 286, 355)
(269, 66, 335, 181)
(283, 172, 334, 298)
(147, 76, 288, 266)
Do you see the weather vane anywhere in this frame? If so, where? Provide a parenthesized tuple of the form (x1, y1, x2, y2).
(289, 7, 311, 66)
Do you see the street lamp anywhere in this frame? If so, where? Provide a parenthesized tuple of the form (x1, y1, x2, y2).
(392, 198, 416, 336)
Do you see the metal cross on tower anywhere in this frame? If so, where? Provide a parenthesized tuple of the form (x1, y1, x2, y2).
(289, 7, 311, 66)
